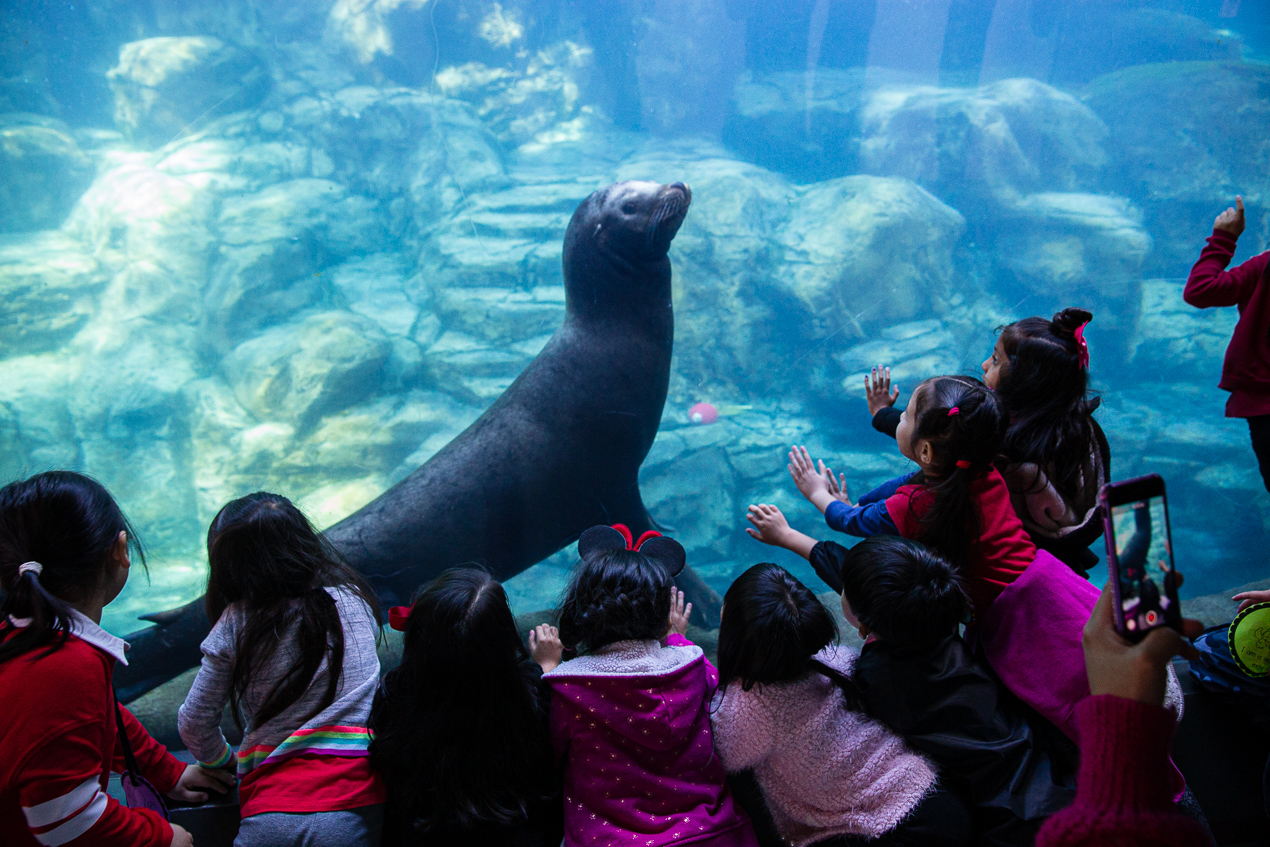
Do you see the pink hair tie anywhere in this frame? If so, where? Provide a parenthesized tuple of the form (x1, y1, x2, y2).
(955, 460, 972, 469)
(1074, 321, 1090, 370)
(947, 407, 960, 416)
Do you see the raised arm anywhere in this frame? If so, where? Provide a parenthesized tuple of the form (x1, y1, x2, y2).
(1184, 197, 1267, 308)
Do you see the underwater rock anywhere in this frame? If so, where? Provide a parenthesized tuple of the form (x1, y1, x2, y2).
(207, 178, 384, 345)
(435, 41, 596, 148)
(0, 354, 80, 475)
(222, 310, 393, 429)
(775, 176, 966, 335)
(1131, 278, 1237, 383)
(435, 286, 565, 346)
(67, 157, 218, 291)
(993, 192, 1151, 349)
(0, 231, 106, 355)
(107, 37, 270, 148)
(328, 252, 421, 338)
(1083, 62, 1270, 273)
(424, 330, 548, 404)
(0, 114, 94, 233)
(725, 71, 1107, 199)
(857, 77, 1108, 210)
(835, 320, 964, 389)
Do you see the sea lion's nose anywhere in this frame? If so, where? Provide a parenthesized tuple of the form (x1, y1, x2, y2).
(668, 182, 691, 203)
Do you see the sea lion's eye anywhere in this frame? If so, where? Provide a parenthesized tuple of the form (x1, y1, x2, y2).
(622, 202, 637, 214)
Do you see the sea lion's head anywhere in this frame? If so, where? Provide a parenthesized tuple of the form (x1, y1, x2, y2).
(566, 180, 692, 269)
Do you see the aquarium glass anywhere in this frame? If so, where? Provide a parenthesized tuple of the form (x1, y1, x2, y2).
(1, 0, 1268, 640)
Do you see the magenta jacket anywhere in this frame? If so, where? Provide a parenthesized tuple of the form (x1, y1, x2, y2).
(546, 634, 757, 847)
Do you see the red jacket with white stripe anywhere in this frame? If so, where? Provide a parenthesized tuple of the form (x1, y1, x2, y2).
(0, 615, 186, 847)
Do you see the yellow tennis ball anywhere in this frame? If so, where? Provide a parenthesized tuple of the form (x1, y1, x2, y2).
(1229, 602, 1270, 678)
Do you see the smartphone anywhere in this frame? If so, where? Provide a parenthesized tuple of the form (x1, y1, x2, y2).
(1099, 474, 1182, 641)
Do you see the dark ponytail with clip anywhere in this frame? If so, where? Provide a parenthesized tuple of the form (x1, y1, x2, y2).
(995, 307, 1099, 505)
(907, 376, 1006, 569)
(0, 471, 145, 665)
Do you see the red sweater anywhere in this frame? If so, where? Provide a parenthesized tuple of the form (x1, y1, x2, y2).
(1, 623, 186, 847)
(1184, 228, 1270, 417)
(885, 468, 1035, 619)
(1036, 695, 1212, 847)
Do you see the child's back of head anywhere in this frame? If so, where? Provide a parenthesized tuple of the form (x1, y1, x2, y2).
(717, 562, 837, 692)
(840, 536, 968, 648)
(906, 375, 1006, 566)
(558, 548, 672, 652)
(370, 568, 552, 834)
(0, 470, 143, 664)
(205, 492, 380, 727)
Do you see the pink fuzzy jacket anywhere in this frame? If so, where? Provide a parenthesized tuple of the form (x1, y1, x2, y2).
(709, 645, 937, 846)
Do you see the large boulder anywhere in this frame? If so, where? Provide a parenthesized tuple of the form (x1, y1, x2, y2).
(775, 176, 966, 335)
(206, 178, 384, 346)
(1083, 62, 1270, 273)
(221, 310, 393, 429)
(0, 231, 106, 355)
(1130, 278, 1236, 383)
(0, 114, 94, 232)
(108, 37, 270, 148)
(992, 192, 1151, 352)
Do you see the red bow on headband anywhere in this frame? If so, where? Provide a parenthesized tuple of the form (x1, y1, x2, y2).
(1074, 321, 1090, 371)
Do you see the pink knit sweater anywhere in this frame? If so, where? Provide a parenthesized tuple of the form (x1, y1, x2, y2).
(710, 646, 937, 846)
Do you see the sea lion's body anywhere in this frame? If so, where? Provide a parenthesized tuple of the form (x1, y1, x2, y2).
(115, 180, 703, 701)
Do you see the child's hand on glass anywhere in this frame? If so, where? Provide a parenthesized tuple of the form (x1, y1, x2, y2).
(1233, 588, 1270, 613)
(529, 623, 564, 673)
(1215, 195, 1245, 236)
(788, 445, 838, 513)
(865, 365, 899, 416)
(746, 503, 817, 560)
(667, 587, 693, 638)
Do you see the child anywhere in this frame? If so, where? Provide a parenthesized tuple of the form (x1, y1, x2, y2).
(710, 561, 969, 847)
(866, 307, 1110, 575)
(0, 471, 232, 847)
(368, 568, 564, 847)
(827, 536, 1075, 847)
(177, 492, 385, 846)
(1184, 195, 1270, 493)
(546, 524, 757, 847)
(754, 375, 1103, 742)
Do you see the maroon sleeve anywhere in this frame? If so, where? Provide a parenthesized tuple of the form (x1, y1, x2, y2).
(1184, 229, 1267, 309)
(112, 706, 186, 795)
(1036, 695, 1213, 847)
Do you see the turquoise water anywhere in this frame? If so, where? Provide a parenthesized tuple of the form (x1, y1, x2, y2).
(1, 1, 1268, 637)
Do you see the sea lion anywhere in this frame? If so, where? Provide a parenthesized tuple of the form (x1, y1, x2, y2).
(115, 179, 720, 701)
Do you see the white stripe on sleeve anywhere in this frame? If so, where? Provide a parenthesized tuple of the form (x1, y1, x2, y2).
(29, 789, 107, 846)
(20, 776, 101, 827)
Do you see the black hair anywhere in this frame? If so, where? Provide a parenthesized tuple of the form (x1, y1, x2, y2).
(0, 471, 145, 665)
(368, 569, 553, 836)
(716, 563, 838, 692)
(839, 536, 968, 647)
(907, 375, 1006, 568)
(557, 548, 672, 653)
(996, 307, 1100, 506)
(205, 492, 380, 728)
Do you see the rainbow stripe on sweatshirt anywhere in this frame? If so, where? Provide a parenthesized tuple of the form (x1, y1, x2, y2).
(236, 725, 373, 773)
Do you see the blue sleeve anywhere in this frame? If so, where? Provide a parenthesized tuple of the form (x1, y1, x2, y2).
(825, 499, 900, 537)
(858, 474, 914, 506)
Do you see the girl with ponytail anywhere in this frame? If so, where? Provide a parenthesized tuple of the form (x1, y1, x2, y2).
(176, 492, 385, 846)
(0, 471, 230, 847)
(547, 525, 758, 847)
(746, 375, 1118, 746)
(983, 307, 1110, 575)
(710, 562, 968, 847)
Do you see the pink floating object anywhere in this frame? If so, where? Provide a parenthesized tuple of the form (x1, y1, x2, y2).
(689, 402, 718, 425)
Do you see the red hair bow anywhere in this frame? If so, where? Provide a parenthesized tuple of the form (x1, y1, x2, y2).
(1074, 321, 1090, 370)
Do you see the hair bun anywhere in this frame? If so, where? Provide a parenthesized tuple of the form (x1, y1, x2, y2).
(1052, 307, 1093, 335)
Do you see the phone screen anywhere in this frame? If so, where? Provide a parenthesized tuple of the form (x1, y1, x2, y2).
(1109, 495, 1176, 636)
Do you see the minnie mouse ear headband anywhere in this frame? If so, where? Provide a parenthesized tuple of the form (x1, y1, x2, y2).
(578, 523, 686, 577)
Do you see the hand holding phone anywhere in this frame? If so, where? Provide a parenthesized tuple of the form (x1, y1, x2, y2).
(1100, 474, 1182, 642)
